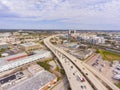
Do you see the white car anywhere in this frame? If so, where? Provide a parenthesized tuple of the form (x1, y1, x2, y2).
(113, 69, 120, 74)
(113, 74, 120, 80)
(116, 65, 120, 70)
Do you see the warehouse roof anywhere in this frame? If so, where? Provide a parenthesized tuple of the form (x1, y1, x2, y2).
(0, 52, 27, 61)
(0, 50, 51, 73)
(0, 42, 8, 45)
(8, 71, 56, 90)
(20, 42, 39, 47)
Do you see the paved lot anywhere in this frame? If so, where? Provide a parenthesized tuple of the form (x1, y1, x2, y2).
(86, 54, 119, 83)
(56, 44, 93, 60)
(52, 77, 69, 90)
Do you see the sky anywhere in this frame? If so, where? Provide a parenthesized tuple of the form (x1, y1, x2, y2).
(0, 0, 120, 30)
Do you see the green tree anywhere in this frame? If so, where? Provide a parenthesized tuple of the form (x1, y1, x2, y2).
(60, 69, 65, 75)
(96, 49, 100, 53)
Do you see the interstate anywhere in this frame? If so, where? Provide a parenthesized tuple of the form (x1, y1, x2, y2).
(44, 35, 120, 90)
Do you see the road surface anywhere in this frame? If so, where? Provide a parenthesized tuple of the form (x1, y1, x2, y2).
(44, 35, 120, 90)
(44, 36, 109, 90)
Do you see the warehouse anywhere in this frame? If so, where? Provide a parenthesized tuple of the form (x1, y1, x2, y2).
(0, 50, 52, 73)
(0, 71, 24, 87)
(7, 70, 57, 90)
(0, 43, 9, 49)
(4, 52, 28, 61)
(20, 42, 40, 51)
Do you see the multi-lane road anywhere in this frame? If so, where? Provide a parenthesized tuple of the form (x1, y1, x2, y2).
(44, 35, 120, 90)
(44, 37, 93, 90)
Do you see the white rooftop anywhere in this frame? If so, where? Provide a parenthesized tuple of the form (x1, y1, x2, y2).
(0, 43, 8, 45)
(0, 33, 11, 37)
(0, 52, 27, 60)
(20, 42, 38, 47)
(0, 50, 51, 73)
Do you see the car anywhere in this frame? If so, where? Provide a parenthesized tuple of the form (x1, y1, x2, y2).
(113, 69, 120, 74)
(101, 64, 105, 67)
(116, 67, 120, 70)
(113, 74, 120, 80)
(116, 65, 120, 70)
(74, 60, 77, 62)
(71, 66, 73, 68)
(92, 63, 96, 66)
(84, 85, 86, 89)
(81, 85, 84, 89)
(86, 73, 88, 75)
(81, 77, 85, 82)
(96, 59, 99, 61)
(76, 74, 85, 82)
(81, 85, 86, 89)
(95, 62, 99, 65)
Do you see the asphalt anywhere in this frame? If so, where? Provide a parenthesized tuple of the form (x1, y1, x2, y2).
(44, 35, 120, 90)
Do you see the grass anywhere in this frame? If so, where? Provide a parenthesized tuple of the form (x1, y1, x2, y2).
(37, 60, 51, 71)
(60, 69, 65, 75)
(115, 82, 120, 88)
(55, 66, 60, 72)
(99, 49, 120, 61)
(40, 41, 44, 45)
(96, 49, 100, 53)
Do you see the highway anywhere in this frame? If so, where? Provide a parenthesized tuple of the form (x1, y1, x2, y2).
(44, 37, 93, 90)
(44, 36, 109, 90)
(44, 35, 120, 90)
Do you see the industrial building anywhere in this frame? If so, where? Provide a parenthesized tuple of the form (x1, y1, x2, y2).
(7, 70, 57, 90)
(77, 34, 105, 44)
(3, 52, 28, 61)
(20, 42, 40, 51)
(28, 64, 44, 75)
(0, 65, 57, 90)
(0, 50, 52, 73)
(0, 33, 17, 44)
(0, 71, 26, 89)
(0, 43, 9, 49)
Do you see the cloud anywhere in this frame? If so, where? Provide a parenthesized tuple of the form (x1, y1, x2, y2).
(0, 0, 120, 29)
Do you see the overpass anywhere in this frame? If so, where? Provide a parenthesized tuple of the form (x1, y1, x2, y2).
(44, 37, 93, 90)
(44, 36, 109, 90)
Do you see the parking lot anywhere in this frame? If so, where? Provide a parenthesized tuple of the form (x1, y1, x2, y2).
(86, 54, 120, 84)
